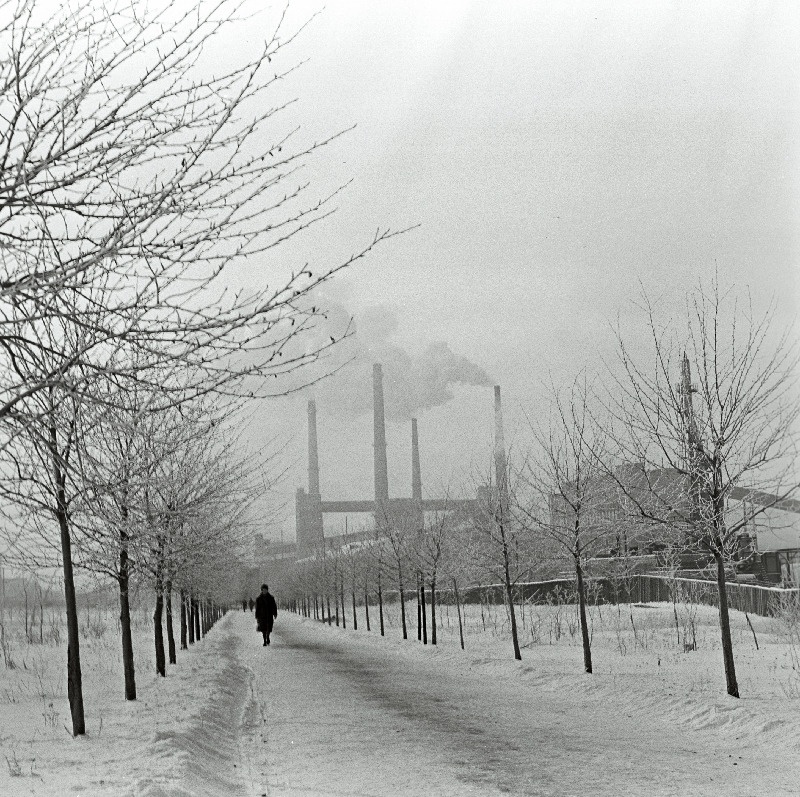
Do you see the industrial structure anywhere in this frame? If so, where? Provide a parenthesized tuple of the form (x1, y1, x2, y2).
(548, 354, 800, 582)
(294, 363, 482, 555)
(252, 355, 800, 585)
(251, 363, 497, 570)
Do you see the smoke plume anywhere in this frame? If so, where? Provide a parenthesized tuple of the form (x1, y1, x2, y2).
(302, 298, 492, 421)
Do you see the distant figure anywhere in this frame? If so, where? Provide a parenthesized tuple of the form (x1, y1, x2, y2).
(248, 598, 255, 612)
(242, 600, 247, 612)
(255, 584, 278, 646)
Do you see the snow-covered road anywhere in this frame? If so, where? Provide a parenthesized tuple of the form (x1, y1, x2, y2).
(7, 606, 795, 796)
(235, 612, 798, 797)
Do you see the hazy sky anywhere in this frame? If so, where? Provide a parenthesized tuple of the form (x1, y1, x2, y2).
(229, 1, 799, 540)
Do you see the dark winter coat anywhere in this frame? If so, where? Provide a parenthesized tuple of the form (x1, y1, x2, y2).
(255, 592, 278, 632)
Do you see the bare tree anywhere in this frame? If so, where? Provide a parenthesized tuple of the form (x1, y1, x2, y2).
(519, 377, 613, 674)
(470, 458, 531, 661)
(604, 280, 799, 697)
(69, 377, 192, 698)
(0, 367, 93, 732)
(0, 0, 403, 736)
(414, 502, 461, 647)
(377, 509, 414, 640)
(138, 406, 259, 674)
(0, 0, 404, 420)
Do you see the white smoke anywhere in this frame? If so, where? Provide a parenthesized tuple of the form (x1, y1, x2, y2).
(301, 298, 492, 421)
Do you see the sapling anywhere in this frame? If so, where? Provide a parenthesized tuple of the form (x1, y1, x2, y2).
(420, 575, 428, 645)
(453, 578, 465, 650)
(364, 572, 371, 632)
(603, 281, 799, 697)
(377, 569, 384, 636)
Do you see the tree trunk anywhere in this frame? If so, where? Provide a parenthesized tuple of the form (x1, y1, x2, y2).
(430, 575, 437, 645)
(364, 577, 371, 632)
(57, 504, 85, 734)
(714, 551, 739, 698)
(118, 539, 136, 700)
(153, 582, 165, 677)
(575, 557, 593, 674)
(453, 578, 465, 650)
(326, 594, 332, 626)
(50, 423, 85, 735)
(180, 589, 188, 650)
(351, 587, 358, 630)
(188, 595, 196, 645)
(340, 577, 346, 629)
(193, 597, 201, 642)
(672, 596, 681, 648)
(416, 572, 422, 641)
(398, 565, 407, 640)
(378, 570, 385, 636)
(502, 536, 522, 660)
(420, 574, 428, 645)
(165, 580, 176, 665)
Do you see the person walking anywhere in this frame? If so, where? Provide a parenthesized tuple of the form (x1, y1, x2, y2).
(255, 584, 278, 646)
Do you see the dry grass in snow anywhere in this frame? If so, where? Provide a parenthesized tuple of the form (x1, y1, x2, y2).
(0, 595, 799, 795)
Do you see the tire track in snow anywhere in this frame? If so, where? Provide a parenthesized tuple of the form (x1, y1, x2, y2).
(240, 616, 500, 796)
(239, 614, 800, 797)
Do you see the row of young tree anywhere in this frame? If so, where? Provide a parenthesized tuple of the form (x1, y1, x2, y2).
(278, 497, 533, 657)
(277, 280, 799, 700)
(0, 0, 399, 735)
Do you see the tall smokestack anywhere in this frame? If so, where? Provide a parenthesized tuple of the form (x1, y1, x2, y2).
(494, 386, 508, 509)
(679, 353, 703, 525)
(411, 418, 422, 499)
(680, 352, 700, 453)
(373, 364, 389, 500)
(307, 399, 320, 496)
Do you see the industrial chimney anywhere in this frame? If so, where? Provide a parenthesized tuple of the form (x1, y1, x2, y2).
(373, 364, 389, 501)
(307, 399, 320, 496)
(494, 385, 508, 510)
(411, 418, 422, 499)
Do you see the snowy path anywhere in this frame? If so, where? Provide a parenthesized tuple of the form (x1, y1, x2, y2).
(236, 612, 798, 797)
(5, 606, 797, 796)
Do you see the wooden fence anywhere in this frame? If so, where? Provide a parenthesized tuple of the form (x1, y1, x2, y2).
(424, 575, 800, 619)
(632, 574, 798, 618)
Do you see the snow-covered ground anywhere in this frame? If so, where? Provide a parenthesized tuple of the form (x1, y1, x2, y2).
(1, 598, 799, 795)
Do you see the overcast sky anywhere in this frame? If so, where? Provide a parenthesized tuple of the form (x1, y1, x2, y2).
(229, 1, 799, 541)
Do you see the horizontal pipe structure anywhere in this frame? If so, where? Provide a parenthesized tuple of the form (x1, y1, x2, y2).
(319, 498, 478, 514)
